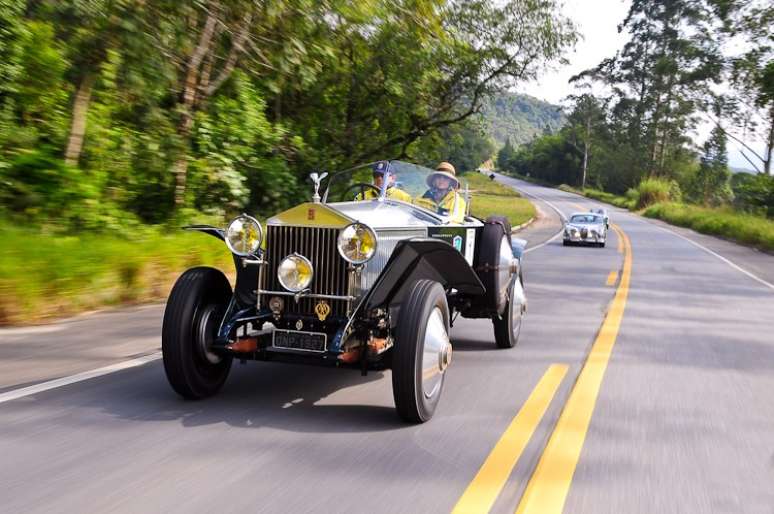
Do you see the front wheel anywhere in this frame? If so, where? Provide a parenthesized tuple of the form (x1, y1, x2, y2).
(392, 280, 452, 423)
(493, 274, 525, 349)
(162, 267, 233, 399)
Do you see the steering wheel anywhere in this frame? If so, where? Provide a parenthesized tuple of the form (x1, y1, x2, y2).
(339, 182, 381, 202)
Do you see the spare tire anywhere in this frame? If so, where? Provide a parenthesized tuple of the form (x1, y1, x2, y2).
(474, 216, 514, 316)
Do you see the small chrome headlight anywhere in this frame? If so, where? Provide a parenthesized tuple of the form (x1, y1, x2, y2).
(225, 215, 262, 256)
(337, 223, 377, 264)
(277, 253, 313, 292)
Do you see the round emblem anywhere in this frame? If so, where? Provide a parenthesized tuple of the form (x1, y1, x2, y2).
(295, 319, 303, 331)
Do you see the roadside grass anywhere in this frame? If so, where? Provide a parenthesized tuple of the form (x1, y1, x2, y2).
(0, 225, 233, 325)
(558, 184, 636, 209)
(643, 202, 774, 252)
(463, 172, 536, 227)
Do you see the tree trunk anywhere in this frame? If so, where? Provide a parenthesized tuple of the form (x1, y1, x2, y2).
(64, 74, 95, 167)
(765, 109, 773, 175)
(581, 140, 588, 189)
(581, 115, 590, 189)
(173, 9, 218, 206)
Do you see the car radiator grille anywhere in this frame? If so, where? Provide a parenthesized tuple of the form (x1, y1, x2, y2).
(263, 225, 350, 317)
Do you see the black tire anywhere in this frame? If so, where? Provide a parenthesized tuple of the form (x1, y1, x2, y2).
(492, 275, 525, 349)
(162, 267, 233, 399)
(600, 241, 606, 248)
(475, 216, 512, 315)
(392, 279, 451, 423)
(563, 240, 569, 246)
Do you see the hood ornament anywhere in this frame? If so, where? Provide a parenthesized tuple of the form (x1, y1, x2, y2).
(310, 172, 328, 203)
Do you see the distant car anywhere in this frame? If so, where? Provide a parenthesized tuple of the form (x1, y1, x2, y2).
(563, 212, 607, 247)
(590, 208, 609, 229)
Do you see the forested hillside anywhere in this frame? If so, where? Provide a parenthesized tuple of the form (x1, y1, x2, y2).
(480, 93, 565, 147)
(498, 0, 773, 221)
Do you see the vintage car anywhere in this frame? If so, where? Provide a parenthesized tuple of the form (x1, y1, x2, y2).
(563, 212, 608, 247)
(162, 160, 527, 423)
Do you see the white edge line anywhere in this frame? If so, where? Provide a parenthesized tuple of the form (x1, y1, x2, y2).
(505, 179, 567, 254)
(516, 175, 774, 293)
(0, 352, 162, 405)
(647, 222, 774, 292)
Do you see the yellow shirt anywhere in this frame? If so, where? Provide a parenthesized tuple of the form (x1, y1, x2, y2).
(415, 189, 467, 223)
(355, 186, 412, 203)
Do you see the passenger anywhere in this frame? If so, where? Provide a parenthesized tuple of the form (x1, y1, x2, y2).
(355, 161, 412, 202)
(419, 161, 466, 223)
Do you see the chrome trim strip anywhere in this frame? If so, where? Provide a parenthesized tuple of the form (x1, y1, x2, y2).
(258, 289, 356, 302)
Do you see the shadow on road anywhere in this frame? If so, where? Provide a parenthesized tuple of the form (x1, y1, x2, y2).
(81, 361, 408, 434)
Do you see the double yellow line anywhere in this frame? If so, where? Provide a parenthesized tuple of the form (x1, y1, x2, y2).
(452, 224, 633, 514)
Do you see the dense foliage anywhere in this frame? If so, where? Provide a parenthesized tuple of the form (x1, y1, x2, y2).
(0, 0, 577, 232)
(498, 0, 773, 217)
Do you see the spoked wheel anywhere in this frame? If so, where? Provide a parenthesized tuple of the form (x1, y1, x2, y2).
(392, 279, 452, 423)
(162, 267, 233, 399)
(493, 274, 526, 349)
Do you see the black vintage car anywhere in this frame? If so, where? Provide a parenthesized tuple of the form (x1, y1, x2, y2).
(163, 161, 527, 422)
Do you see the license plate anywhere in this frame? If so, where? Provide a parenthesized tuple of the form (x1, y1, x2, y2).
(272, 330, 327, 352)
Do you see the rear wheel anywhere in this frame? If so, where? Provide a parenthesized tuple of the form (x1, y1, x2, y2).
(162, 267, 233, 399)
(392, 280, 452, 423)
(493, 274, 525, 349)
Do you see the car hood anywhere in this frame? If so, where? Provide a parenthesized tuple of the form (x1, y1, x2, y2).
(565, 222, 604, 230)
(329, 200, 449, 229)
(267, 200, 452, 229)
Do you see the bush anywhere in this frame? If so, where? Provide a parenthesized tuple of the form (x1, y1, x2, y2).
(733, 174, 774, 218)
(636, 178, 680, 208)
(625, 188, 639, 205)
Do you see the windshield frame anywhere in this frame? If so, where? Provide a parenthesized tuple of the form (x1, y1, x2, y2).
(320, 160, 469, 223)
(569, 214, 603, 224)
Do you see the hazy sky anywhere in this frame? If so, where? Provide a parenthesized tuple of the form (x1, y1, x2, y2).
(519, 0, 760, 170)
(520, 0, 630, 104)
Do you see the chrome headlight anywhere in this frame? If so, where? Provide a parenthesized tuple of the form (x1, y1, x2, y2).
(225, 215, 262, 256)
(277, 253, 313, 292)
(337, 223, 377, 264)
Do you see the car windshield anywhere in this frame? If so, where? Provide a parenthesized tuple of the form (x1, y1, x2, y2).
(570, 214, 602, 223)
(322, 160, 469, 220)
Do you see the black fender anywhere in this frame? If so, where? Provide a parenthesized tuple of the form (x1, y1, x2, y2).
(184, 224, 225, 241)
(184, 225, 257, 308)
(364, 238, 485, 313)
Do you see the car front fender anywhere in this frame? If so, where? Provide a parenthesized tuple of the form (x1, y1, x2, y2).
(364, 238, 485, 312)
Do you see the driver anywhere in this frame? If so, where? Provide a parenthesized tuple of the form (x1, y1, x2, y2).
(355, 161, 411, 202)
(419, 161, 466, 223)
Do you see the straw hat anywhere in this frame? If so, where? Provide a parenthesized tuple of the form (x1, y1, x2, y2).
(427, 161, 459, 188)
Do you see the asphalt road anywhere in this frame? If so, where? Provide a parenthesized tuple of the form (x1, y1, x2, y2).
(1, 178, 773, 514)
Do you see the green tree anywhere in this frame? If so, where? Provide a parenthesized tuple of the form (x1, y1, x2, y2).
(691, 124, 733, 205)
(720, 0, 773, 174)
(564, 92, 606, 189)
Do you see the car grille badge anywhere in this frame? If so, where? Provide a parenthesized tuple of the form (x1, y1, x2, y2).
(315, 300, 331, 321)
(295, 319, 304, 331)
